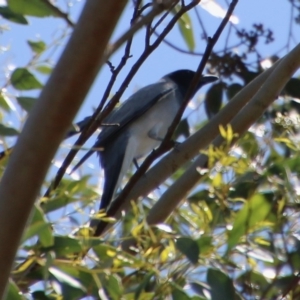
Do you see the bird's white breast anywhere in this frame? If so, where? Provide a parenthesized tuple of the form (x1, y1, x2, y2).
(128, 90, 179, 159)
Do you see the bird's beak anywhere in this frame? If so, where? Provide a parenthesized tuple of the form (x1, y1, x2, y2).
(195, 75, 218, 91)
(200, 75, 219, 84)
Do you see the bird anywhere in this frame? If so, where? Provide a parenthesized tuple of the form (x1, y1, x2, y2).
(72, 69, 218, 229)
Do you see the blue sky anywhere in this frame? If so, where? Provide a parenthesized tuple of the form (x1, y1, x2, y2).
(0, 0, 294, 116)
(0, 0, 297, 177)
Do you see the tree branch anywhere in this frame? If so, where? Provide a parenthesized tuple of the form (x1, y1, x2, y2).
(99, 53, 283, 236)
(0, 0, 127, 297)
(46, 0, 144, 194)
(40, 0, 75, 27)
(147, 42, 300, 225)
(95, 0, 238, 236)
(46, 0, 182, 194)
(93, 0, 202, 236)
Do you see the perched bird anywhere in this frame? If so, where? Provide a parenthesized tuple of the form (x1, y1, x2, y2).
(73, 69, 218, 228)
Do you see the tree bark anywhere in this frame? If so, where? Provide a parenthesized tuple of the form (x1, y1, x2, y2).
(0, 0, 127, 297)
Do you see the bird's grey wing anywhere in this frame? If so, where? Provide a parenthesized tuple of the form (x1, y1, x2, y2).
(71, 81, 175, 173)
(98, 80, 176, 144)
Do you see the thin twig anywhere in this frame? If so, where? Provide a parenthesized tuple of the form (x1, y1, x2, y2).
(95, 0, 239, 237)
(104, 0, 180, 61)
(45, 0, 143, 195)
(194, 5, 207, 40)
(40, 0, 75, 27)
(154, 31, 203, 55)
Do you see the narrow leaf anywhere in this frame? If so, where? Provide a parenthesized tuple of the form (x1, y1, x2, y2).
(135, 272, 154, 300)
(207, 269, 236, 300)
(171, 283, 191, 300)
(35, 65, 52, 74)
(284, 78, 300, 99)
(177, 12, 195, 51)
(22, 205, 53, 247)
(175, 237, 199, 264)
(49, 267, 86, 291)
(204, 83, 223, 119)
(6, 279, 23, 300)
(227, 194, 271, 252)
(105, 274, 123, 300)
(0, 124, 19, 136)
(226, 83, 243, 100)
(0, 92, 15, 112)
(53, 236, 82, 256)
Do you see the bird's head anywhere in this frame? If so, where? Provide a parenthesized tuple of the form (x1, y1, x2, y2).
(163, 69, 218, 99)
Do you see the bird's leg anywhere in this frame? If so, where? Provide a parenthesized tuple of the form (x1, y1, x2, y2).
(148, 131, 179, 149)
(147, 131, 164, 142)
(133, 158, 140, 170)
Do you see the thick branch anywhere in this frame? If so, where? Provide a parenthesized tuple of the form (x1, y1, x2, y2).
(99, 54, 283, 235)
(147, 43, 300, 225)
(0, 0, 127, 297)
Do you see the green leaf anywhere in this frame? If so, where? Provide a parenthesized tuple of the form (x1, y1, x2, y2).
(16, 96, 36, 112)
(226, 83, 243, 100)
(5, 279, 23, 300)
(227, 194, 271, 252)
(177, 11, 195, 51)
(11, 68, 43, 90)
(76, 269, 99, 297)
(41, 194, 76, 213)
(27, 40, 46, 54)
(22, 221, 48, 243)
(190, 281, 211, 298)
(0, 124, 19, 136)
(49, 267, 86, 292)
(237, 70, 260, 84)
(284, 77, 300, 99)
(207, 269, 236, 300)
(35, 64, 52, 74)
(104, 274, 123, 300)
(135, 272, 154, 300)
(171, 7, 195, 51)
(228, 171, 262, 199)
(0, 92, 15, 112)
(174, 118, 190, 139)
(42, 194, 84, 214)
(239, 132, 259, 158)
(61, 284, 85, 300)
(286, 155, 300, 174)
(171, 283, 191, 300)
(236, 270, 268, 290)
(22, 205, 53, 247)
(204, 82, 223, 119)
(53, 236, 82, 256)
(41, 177, 97, 213)
(0, 6, 28, 24)
(32, 290, 51, 299)
(8, 0, 57, 17)
(175, 237, 199, 264)
(92, 244, 116, 265)
(196, 236, 213, 255)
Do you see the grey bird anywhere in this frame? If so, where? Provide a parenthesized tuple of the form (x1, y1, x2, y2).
(72, 69, 217, 227)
